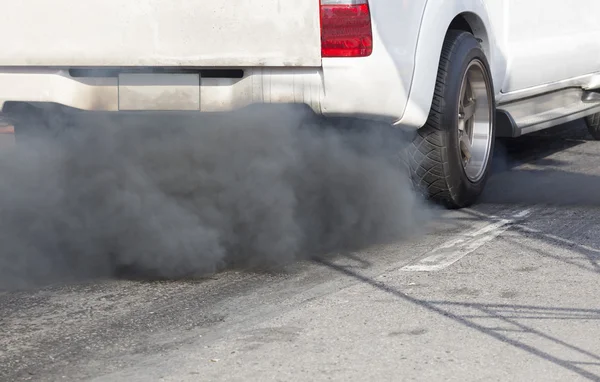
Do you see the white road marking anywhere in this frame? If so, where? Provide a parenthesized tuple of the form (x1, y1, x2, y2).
(401, 209, 532, 272)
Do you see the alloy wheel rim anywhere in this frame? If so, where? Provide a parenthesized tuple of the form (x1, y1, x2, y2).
(457, 59, 492, 182)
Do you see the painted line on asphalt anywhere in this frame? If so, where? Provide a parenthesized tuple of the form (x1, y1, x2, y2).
(401, 209, 532, 272)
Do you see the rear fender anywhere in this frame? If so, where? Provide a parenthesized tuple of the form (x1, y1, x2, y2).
(398, 0, 504, 129)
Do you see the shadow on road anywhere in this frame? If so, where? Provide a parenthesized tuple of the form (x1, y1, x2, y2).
(482, 120, 600, 206)
(316, 258, 600, 381)
(491, 120, 594, 173)
(473, 119, 600, 273)
(315, 123, 600, 380)
(482, 169, 600, 205)
(459, 208, 600, 275)
(507, 228, 600, 275)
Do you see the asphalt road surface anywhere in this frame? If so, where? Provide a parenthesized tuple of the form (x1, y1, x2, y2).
(1, 120, 600, 382)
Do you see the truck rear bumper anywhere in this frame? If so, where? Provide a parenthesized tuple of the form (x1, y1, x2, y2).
(0, 63, 409, 125)
(0, 68, 324, 114)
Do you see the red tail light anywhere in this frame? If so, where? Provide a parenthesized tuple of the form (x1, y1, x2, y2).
(320, 0, 373, 57)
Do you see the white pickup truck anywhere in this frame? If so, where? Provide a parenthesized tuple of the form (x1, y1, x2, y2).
(1, 0, 600, 208)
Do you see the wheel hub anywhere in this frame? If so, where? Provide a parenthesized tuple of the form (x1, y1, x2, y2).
(457, 59, 492, 182)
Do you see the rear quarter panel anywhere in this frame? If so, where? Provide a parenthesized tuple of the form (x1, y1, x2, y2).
(397, 0, 504, 128)
(321, 0, 427, 121)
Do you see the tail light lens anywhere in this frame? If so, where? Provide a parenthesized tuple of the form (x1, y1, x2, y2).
(320, 0, 373, 57)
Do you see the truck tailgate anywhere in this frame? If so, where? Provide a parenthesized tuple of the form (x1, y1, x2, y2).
(0, 0, 322, 67)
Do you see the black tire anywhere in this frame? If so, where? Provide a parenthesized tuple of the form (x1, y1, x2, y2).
(585, 112, 600, 140)
(407, 30, 496, 209)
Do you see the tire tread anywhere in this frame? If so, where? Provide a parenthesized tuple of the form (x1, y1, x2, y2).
(406, 30, 491, 208)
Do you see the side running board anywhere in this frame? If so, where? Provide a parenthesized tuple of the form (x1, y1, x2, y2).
(496, 88, 600, 138)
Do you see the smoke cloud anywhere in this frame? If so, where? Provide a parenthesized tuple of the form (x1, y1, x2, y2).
(0, 105, 430, 290)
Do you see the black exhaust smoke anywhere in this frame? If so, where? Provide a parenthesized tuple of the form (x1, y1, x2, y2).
(0, 106, 430, 290)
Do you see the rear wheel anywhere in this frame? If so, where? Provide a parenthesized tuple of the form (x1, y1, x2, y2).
(407, 30, 496, 209)
(585, 112, 600, 140)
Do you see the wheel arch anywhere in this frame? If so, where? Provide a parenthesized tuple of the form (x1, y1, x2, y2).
(397, 0, 502, 129)
(449, 12, 491, 62)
